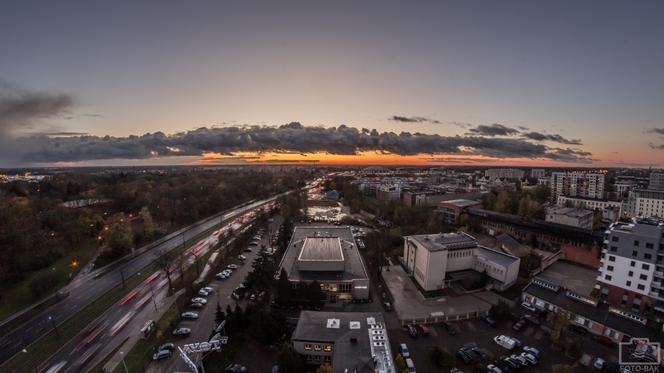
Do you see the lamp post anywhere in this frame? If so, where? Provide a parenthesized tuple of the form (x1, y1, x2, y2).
(119, 351, 129, 373)
(48, 315, 59, 337)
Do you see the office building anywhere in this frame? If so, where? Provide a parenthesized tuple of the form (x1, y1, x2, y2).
(278, 226, 370, 302)
(292, 311, 395, 373)
(402, 232, 520, 291)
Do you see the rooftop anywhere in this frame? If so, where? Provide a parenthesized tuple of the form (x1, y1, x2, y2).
(407, 232, 478, 252)
(279, 225, 369, 282)
(548, 207, 594, 219)
(293, 311, 395, 373)
(440, 198, 481, 208)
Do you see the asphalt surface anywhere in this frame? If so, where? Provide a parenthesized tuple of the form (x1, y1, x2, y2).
(147, 216, 283, 373)
(0, 193, 288, 366)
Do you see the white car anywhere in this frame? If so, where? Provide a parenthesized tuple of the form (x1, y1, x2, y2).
(191, 297, 207, 304)
(201, 286, 213, 293)
(486, 364, 503, 373)
(520, 352, 538, 365)
(493, 335, 517, 350)
(181, 312, 199, 320)
(198, 289, 210, 297)
(172, 327, 191, 336)
(593, 357, 605, 370)
(521, 302, 537, 312)
(227, 264, 238, 270)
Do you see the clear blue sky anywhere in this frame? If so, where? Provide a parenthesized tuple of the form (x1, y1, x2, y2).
(1, 0, 663, 167)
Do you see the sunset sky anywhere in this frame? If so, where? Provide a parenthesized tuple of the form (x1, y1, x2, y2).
(1, 1, 663, 167)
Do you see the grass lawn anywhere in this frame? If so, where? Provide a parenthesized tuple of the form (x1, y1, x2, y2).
(0, 240, 99, 322)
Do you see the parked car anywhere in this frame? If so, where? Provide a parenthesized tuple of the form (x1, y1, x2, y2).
(445, 323, 460, 336)
(471, 347, 490, 359)
(483, 316, 497, 327)
(181, 312, 199, 320)
(405, 324, 418, 338)
(523, 314, 540, 325)
(172, 327, 191, 336)
(188, 302, 204, 309)
(519, 352, 537, 365)
(493, 360, 512, 373)
(493, 335, 517, 350)
(418, 324, 430, 335)
(522, 346, 540, 360)
(520, 302, 537, 312)
(225, 363, 248, 373)
(399, 343, 410, 358)
(486, 364, 503, 373)
(191, 297, 207, 304)
(512, 320, 525, 331)
(509, 354, 528, 367)
(198, 289, 210, 297)
(456, 350, 473, 365)
(244, 248, 252, 252)
(594, 357, 606, 370)
(201, 286, 213, 293)
(227, 264, 238, 270)
(158, 343, 175, 352)
(152, 349, 172, 361)
(501, 357, 520, 370)
(383, 302, 392, 312)
(579, 354, 593, 367)
(215, 272, 228, 280)
(238, 254, 247, 261)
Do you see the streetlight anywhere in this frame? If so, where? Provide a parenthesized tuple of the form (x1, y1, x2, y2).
(119, 351, 129, 373)
(48, 315, 59, 337)
(20, 349, 38, 373)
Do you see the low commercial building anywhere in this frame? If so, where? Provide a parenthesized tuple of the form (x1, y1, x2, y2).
(438, 199, 482, 225)
(292, 311, 395, 373)
(278, 225, 370, 303)
(545, 206, 594, 230)
(402, 232, 520, 291)
(522, 278, 664, 351)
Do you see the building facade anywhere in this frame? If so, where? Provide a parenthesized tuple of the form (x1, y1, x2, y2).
(545, 207, 594, 230)
(530, 169, 546, 179)
(626, 189, 664, 218)
(596, 218, 664, 313)
(484, 168, 525, 180)
(402, 232, 520, 291)
(550, 172, 605, 201)
(650, 172, 664, 191)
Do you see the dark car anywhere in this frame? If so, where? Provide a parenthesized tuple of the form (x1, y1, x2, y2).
(501, 357, 521, 370)
(471, 347, 490, 359)
(568, 324, 588, 335)
(456, 350, 473, 364)
(523, 314, 541, 325)
(483, 316, 497, 327)
(493, 359, 512, 373)
(225, 364, 248, 373)
(512, 320, 525, 331)
(446, 323, 460, 336)
(158, 343, 175, 352)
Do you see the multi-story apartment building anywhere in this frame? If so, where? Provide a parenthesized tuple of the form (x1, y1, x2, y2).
(556, 195, 622, 211)
(530, 169, 546, 179)
(596, 218, 664, 313)
(484, 168, 525, 180)
(650, 172, 664, 191)
(625, 189, 664, 218)
(550, 172, 605, 201)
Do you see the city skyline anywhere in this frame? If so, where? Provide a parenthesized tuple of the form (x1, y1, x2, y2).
(1, 1, 664, 167)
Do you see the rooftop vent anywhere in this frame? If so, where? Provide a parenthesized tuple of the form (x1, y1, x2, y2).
(349, 321, 361, 330)
(326, 318, 340, 329)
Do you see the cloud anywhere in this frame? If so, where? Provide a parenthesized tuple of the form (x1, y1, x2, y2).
(389, 116, 441, 124)
(0, 81, 74, 133)
(0, 122, 594, 165)
(467, 123, 520, 137)
(520, 131, 583, 145)
(647, 128, 664, 136)
(650, 143, 664, 150)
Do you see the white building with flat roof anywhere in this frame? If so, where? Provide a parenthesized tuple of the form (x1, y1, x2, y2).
(545, 206, 594, 230)
(402, 232, 520, 291)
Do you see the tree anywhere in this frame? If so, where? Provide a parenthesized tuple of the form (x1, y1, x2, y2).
(277, 343, 303, 373)
(139, 206, 154, 239)
(107, 213, 134, 255)
(154, 249, 176, 291)
(215, 303, 225, 325)
(489, 300, 512, 321)
(429, 346, 455, 369)
(550, 310, 570, 347)
(316, 364, 333, 373)
(552, 364, 574, 373)
(394, 353, 406, 373)
(276, 268, 292, 304)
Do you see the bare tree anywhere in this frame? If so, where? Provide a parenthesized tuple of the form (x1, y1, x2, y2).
(154, 249, 176, 291)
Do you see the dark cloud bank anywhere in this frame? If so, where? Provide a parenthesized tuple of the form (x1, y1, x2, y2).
(0, 81, 74, 133)
(0, 122, 594, 164)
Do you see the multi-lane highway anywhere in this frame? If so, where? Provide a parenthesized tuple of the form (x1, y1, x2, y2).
(0, 192, 289, 367)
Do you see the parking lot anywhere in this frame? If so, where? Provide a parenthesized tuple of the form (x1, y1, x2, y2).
(386, 309, 619, 372)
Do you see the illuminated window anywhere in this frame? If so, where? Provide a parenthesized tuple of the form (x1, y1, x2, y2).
(314, 344, 322, 351)
(323, 344, 333, 352)
(304, 344, 312, 350)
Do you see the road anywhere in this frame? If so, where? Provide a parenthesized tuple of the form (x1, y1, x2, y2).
(147, 216, 283, 373)
(0, 193, 289, 366)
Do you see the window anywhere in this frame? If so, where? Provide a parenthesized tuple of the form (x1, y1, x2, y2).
(629, 271, 634, 277)
(633, 250, 638, 257)
(640, 274, 648, 280)
(645, 254, 652, 260)
(634, 240, 640, 247)
(638, 284, 645, 290)
(643, 264, 651, 270)
(605, 275, 612, 280)
(609, 256, 616, 262)
(304, 344, 313, 351)
(631, 261, 636, 267)
(607, 265, 614, 271)
(338, 283, 352, 293)
(323, 345, 333, 352)
(610, 246, 618, 252)
(646, 243, 654, 249)
(626, 280, 632, 286)
(612, 236, 619, 242)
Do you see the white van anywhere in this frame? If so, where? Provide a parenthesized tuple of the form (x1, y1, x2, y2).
(405, 358, 416, 373)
